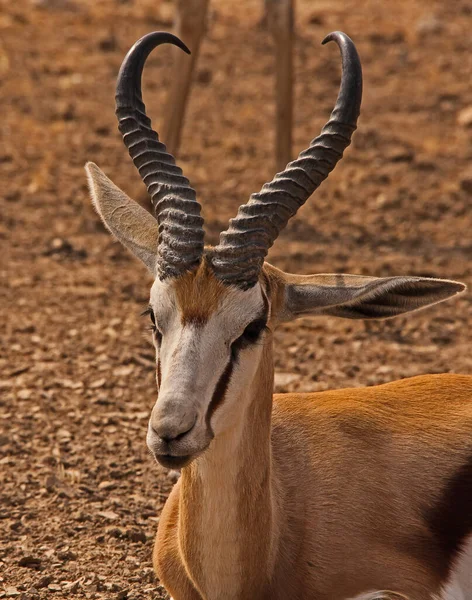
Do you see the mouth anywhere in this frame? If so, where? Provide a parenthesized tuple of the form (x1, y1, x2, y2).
(155, 454, 194, 469)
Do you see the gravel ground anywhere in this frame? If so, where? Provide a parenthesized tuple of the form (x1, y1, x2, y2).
(1, 0, 471, 598)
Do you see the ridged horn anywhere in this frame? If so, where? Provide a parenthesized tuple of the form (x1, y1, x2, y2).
(116, 32, 204, 279)
(210, 31, 362, 289)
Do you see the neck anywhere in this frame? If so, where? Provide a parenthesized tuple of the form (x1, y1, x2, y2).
(178, 343, 277, 600)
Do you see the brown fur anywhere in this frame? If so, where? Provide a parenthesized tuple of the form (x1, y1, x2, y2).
(156, 369, 472, 600)
(173, 260, 228, 326)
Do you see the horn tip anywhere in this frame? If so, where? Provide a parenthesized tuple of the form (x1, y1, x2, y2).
(321, 31, 346, 46)
(166, 32, 191, 55)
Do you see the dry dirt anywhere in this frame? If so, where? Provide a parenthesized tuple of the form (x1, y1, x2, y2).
(1, 0, 471, 598)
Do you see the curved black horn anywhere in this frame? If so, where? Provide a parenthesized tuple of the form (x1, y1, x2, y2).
(210, 31, 362, 289)
(116, 32, 204, 279)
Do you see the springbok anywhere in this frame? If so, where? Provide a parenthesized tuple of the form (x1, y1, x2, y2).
(163, 0, 294, 170)
(86, 31, 472, 600)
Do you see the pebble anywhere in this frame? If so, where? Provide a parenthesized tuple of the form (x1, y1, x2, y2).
(57, 550, 77, 562)
(460, 175, 472, 194)
(18, 556, 41, 569)
(106, 526, 124, 538)
(457, 106, 472, 128)
(415, 14, 443, 36)
(98, 480, 116, 491)
(97, 510, 119, 520)
(385, 146, 414, 163)
(89, 378, 107, 389)
(36, 576, 52, 589)
(125, 528, 147, 544)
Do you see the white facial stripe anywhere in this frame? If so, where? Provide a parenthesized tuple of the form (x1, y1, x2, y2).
(149, 278, 267, 434)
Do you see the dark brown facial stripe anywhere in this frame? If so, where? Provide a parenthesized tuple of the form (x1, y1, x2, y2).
(424, 454, 472, 578)
(156, 356, 161, 391)
(206, 357, 234, 430)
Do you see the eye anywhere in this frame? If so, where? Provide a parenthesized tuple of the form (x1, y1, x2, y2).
(149, 310, 156, 326)
(142, 307, 162, 342)
(241, 319, 267, 343)
(231, 318, 267, 358)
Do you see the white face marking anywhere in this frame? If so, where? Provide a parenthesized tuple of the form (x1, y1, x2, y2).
(146, 277, 268, 466)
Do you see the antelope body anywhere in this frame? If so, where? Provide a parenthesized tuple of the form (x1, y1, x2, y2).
(86, 30, 472, 600)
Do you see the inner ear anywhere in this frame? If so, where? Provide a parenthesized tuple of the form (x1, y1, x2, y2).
(86, 162, 159, 273)
(278, 272, 466, 322)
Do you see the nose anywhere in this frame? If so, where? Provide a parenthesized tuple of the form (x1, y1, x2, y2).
(149, 410, 197, 444)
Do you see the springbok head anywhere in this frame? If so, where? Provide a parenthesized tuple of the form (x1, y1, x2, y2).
(86, 32, 465, 469)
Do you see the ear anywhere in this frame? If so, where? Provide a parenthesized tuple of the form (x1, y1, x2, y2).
(278, 272, 466, 321)
(85, 162, 159, 273)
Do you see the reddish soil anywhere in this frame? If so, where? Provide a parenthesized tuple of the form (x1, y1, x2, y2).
(1, 0, 471, 598)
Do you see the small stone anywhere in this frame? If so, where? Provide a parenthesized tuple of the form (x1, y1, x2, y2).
(460, 174, 472, 194)
(5, 587, 20, 598)
(45, 475, 57, 493)
(415, 159, 436, 171)
(57, 550, 77, 562)
(98, 33, 117, 52)
(196, 68, 212, 85)
(17, 389, 32, 400)
(112, 365, 134, 377)
(98, 480, 116, 491)
(36, 576, 52, 589)
(308, 12, 324, 25)
(47, 584, 62, 592)
(97, 510, 119, 520)
(5, 190, 20, 202)
(56, 428, 72, 443)
(63, 579, 82, 593)
(457, 106, 472, 128)
(416, 14, 443, 36)
(73, 510, 90, 522)
(106, 526, 124, 538)
(385, 146, 414, 163)
(18, 555, 41, 569)
(376, 365, 394, 375)
(89, 378, 107, 389)
(126, 528, 147, 543)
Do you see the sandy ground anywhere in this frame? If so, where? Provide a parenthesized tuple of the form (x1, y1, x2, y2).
(1, 0, 471, 598)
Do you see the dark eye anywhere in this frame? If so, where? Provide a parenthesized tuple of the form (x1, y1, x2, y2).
(231, 319, 267, 358)
(241, 319, 267, 343)
(149, 310, 156, 326)
(143, 307, 162, 343)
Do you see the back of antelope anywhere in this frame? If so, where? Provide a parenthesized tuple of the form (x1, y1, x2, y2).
(86, 29, 472, 600)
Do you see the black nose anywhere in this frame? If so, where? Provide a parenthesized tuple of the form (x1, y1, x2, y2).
(156, 423, 195, 444)
(150, 415, 197, 444)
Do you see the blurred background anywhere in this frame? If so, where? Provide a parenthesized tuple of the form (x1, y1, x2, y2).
(1, 0, 471, 598)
